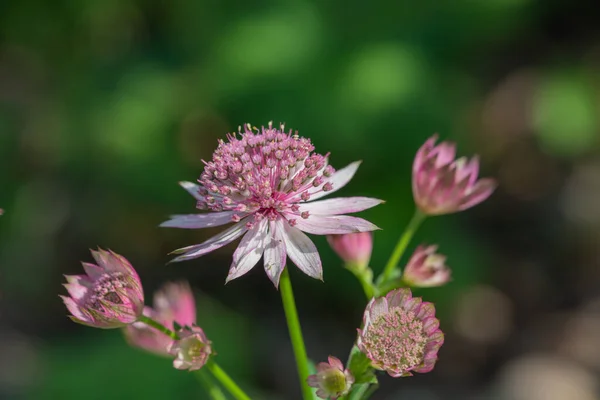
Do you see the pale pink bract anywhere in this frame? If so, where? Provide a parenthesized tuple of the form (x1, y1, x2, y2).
(61, 249, 144, 329)
(357, 288, 444, 377)
(169, 326, 213, 371)
(403, 245, 451, 288)
(124, 282, 196, 356)
(412, 135, 496, 216)
(161, 122, 383, 286)
(307, 356, 354, 400)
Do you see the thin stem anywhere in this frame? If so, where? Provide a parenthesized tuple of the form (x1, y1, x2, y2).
(279, 267, 313, 400)
(347, 265, 374, 299)
(138, 316, 252, 400)
(137, 315, 179, 339)
(196, 369, 228, 400)
(206, 361, 251, 400)
(380, 209, 426, 283)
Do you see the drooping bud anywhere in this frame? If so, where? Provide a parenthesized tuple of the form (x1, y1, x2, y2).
(169, 326, 213, 371)
(402, 245, 451, 288)
(61, 249, 144, 329)
(307, 356, 354, 399)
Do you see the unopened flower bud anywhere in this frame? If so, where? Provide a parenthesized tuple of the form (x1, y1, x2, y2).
(307, 356, 354, 399)
(327, 232, 372, 269)
(402, 245, 451, 288)
(169, 326, 213, 371)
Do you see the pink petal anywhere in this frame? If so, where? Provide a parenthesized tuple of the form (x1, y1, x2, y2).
(292, 215, 380, 235)
(82, 262, 104, 279)
(308, 161, 361, 201)
(300, 197, 384, 215)
(179, 181, 205, 201)
(170, 220, 248, 262)
(386, 288, 412, 308)
(458, 178, 497, 211)
(423, 317, 440, 335)
(63, 282, 89, 301)
(160, 211, 237, 229)
(61, 296, 91, 322)
(263, 219, 287, 287)
(282, 223, 322, 280)
(368, 297, 389, 320)
(226, 219, 268, 283)
(328, 356, 344, 370)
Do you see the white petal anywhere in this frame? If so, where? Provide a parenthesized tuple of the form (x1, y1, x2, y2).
(179, 181, 205, 201)
(160, 211, 237, 229)
(308, 161, 361, 201)
(300, 197, 383, 215)
(170, 221, 247, 262)
(226, 219, 268, 283)
(263, 219, 287, 287)
(292, 214, 380, 235)
(282, 223, 322, 280)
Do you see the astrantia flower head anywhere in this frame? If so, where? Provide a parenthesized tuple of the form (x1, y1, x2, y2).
(125, 282, 196, 355)
(61, 249, 144, 329)
(307, 356, 354, 399)
(169, 326, 213, 371)
(357, 288, 444, 377)
(161, 122, 383, 286)
(403, 245, 451, 288)
(327, 232, 373, 269)
(413, 135, 496, 216)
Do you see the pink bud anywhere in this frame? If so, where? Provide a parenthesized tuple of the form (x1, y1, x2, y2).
(327, 232, 372, 268)
(169, 326, 213, 371)
(412, 135, 496, 216)
(307, 356, 354, 399)
(61, 249, 144, 329)
(124, 282, 196, 356)
(403, 245, 451, 288)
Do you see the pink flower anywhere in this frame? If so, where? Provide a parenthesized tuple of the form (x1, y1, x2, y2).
(169, 326, 213, 371)
(412, 135, 496, 215)
(124, 282, 196, 355)
(307, 356, 354, 399)
(327, 232, 373, 269)
(161, 122, 383, 286)
(61, 249, 144, 329)
(357, 288, 444, 377)
(403, 245, 451, 288)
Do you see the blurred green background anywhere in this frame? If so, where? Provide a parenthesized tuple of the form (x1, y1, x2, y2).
(2, 0, 600, 399)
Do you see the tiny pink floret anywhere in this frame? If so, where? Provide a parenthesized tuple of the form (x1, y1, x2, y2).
(403, 245, 451, 288)
(357, 288, 444, 377)
(307, 355, 354, 399)
(125, 282, 196, 356)
(61, 249, 144, 329)
(169, 326, 213, 371)
(412, 135, 496, 216)
(161, 122, 383, 286)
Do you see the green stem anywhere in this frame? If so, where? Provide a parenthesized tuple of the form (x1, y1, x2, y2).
(347, 265, 375, 299)
(279, 267, 313, 400)
(206, 361, 251, 400)
(138, 316, 252, 400)
(137, 315, 179, 339)
(380, 209, 426, 283)
(196, 369, 228, 400)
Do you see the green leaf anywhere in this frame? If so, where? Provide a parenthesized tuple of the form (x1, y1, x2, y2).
(346, 346, 375, 384)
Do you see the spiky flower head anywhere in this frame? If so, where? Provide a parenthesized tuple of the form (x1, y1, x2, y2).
(125, 282, 196, 355)
(169, 326, 213, 371)
(61, 249, 144, 329)
(161, 122, 382, 286)
(327, 232, 373, 269)
(307, 356, 354, 400)
(402, 245, 451, 288)
(412, 135, 496, 216)
(357, 288, 444, 377)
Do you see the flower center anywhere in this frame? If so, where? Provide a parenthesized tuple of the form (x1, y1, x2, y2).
(86, 272, 130, 310)
(195, 123, 335, 225)
(363, 307, 427, 373)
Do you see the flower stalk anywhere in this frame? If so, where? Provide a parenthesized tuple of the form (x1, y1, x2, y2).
(279, 267, 313, 400)
(380, 210, 426, 283)
(138, 316, 251, 400)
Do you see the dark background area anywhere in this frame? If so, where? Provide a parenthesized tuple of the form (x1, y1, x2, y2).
(1, 0, 600, 399)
